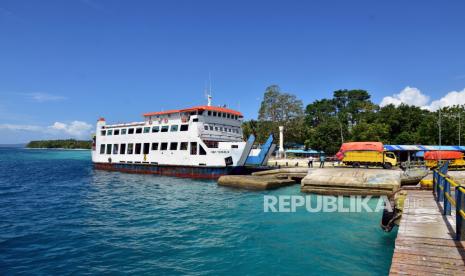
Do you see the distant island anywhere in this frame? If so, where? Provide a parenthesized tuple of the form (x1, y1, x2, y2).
(26, 139, 92, 149)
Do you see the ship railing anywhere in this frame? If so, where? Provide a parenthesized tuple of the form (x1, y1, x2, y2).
(433, 161, 465, 240)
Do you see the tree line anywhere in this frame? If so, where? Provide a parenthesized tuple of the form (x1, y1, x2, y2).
(27, 139, 92, 149)
(243, 85, 465, 155)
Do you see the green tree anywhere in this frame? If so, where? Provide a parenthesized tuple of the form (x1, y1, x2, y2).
(350, 122, 390, 142)
(253, 85, 305, 144)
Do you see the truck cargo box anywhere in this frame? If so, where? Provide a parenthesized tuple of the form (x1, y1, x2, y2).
(424, 151, 463, 160)
(337, 142, 384, 160)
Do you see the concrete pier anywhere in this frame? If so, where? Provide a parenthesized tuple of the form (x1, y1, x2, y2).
(301, 168, 401, 196)
(217, 175, 296, 190)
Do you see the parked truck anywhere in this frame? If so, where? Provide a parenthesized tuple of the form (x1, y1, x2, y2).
(342, 150, 397, 169)
(424, 151, 465, 169)
(337, 142, 397, 169)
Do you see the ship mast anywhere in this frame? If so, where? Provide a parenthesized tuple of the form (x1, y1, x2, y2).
(206, 73, 212, 106)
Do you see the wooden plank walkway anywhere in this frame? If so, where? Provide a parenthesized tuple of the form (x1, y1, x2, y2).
(390, 190, 465, 275)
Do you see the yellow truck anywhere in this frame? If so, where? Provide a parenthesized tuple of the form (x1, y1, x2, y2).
(424, 151, 465, 169)
(425, 159, 465, 169)
(342, 151, 397, 169)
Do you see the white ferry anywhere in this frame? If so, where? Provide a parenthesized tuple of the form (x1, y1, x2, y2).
(92, 99, 274, 179)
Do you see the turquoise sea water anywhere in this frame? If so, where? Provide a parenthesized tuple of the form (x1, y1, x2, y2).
(0, 148, 397, 275)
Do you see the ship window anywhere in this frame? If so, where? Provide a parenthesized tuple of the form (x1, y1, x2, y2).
(209, 126, 213, 131)
(204, 140, 219, 148)
(135, 143, 142, 154)
(180, 142, 188, 150)
(180, 124, 189, 131)
(152, 126, 159, 133)
(223, 113, 226, 118)
(128, 128, 134, 134)
(106, 144, 112, 154)
(120, 144, 126, 154)
(170, 142, 178, 150)
(215, 127, 219, 131)
(114, 129, 120, 135)
(161, 126, 169, 132)
(161, 142, 168, 150)
(127, 143, 134, 154)
(208, 111, 212, 116)
(100, 144, 105, 154)
(213, 111, 217, 116)
(220, 127, 223, 131)
(231, 145, 238, 149)
(193, 118, 199, 122)
(199, 145, 207, 155)
(170, 125, 178, 132)
(101, 130, 106, 136)
(121, 129, 127, 135)
(143, 143, 150, 154)
(151, 143, 159, 150)
(136, 128, 142, 134)
(107, 130, 113, 135)
(190, 142, 197, 155)
(144, 127, 150, 133)
(113, 144, 119, 154)
(204, 125, 209, 130)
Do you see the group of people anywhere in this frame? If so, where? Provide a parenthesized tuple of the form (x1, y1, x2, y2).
(307, 155, 325, 168)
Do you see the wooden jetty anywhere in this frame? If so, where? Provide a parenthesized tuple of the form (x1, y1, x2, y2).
(390, 190, 465, 275)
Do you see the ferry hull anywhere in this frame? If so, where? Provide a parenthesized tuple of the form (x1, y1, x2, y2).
(93, 162, 252, 179)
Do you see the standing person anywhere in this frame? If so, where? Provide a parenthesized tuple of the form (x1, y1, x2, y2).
(308, 156, 314, 168)
(319, 155, 325, 168)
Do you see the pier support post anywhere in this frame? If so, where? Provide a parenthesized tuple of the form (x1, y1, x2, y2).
(444, 178, 451, 215)
(433, 170, 438, 201)
(438, 175, 444, 203)
(455, 187, 465, 240)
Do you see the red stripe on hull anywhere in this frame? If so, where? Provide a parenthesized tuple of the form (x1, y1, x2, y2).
(93, 162, 237, 179)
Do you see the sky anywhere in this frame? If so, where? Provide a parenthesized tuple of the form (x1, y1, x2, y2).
(1, 0, 465, 143)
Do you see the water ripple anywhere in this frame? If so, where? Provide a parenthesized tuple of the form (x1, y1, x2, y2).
(0, 148, 396, 274)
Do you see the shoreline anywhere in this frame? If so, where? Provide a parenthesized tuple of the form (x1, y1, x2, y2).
(24, 147, 91, 151)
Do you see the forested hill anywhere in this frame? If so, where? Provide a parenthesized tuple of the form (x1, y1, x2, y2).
(26, 139, 92, 149)
(243, 85, 464, 155)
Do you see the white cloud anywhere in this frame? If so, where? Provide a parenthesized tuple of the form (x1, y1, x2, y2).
(380, 86, 465, 111)
(0, 121, 93, 139)
(48, 121, 93, 137)
(424, 88, 465, 111)
(380, 86, 430, 107)
(25, 92, 66, 102)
